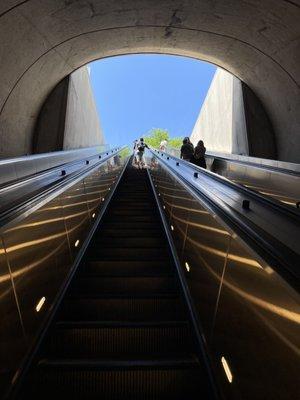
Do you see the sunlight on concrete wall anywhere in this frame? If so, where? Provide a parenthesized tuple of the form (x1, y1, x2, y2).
(64, 66, 104, 150)
(190, 69, 248, 155)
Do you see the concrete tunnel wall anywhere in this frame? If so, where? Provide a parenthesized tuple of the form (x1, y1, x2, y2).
(191, 69, 247, 155)
(190, 68, 276, 159)
(0, 1, 299, 161)
(31, 66, 105, 154)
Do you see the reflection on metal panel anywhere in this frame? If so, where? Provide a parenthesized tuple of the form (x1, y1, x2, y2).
(149, 155, 300, 400)
(2, 195, 72, 340)
(0, 239, 26, 395)
(165, 147, 300, 208)
(213, 239, 300, 399)
(0, 152, 128, 397)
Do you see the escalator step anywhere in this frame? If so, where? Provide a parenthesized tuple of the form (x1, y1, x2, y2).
(110, 202, 154, 207)
(91, 237, 166, 248)
(84, 260, 173, 276)
(109, 209, 155, 216)
(95, 228, 163, 238)
(44, 322, 194, 357)
(98, 221, 161, 230)
(108, 215, 156, 222)
(88, 247, 170, 260)
(69, 276, 178, 296)
(59, 297, 186, 321)
(25, 358, 203, 400)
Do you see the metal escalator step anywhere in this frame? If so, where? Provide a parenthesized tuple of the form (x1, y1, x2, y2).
(91, 237, 166, 248)
(112, 198, 153, 203)
(84, 260, 173, 276)
(88, 247, 170, 260)
(67, 293, 178, 300)
(97, 221, 160, 230)
(59, 297, 186, 321)
(108, 215, 156, 222)
(44, 322, 194, 358)
(25, 357, 203, 399)
(70, 276, 178, 296)
(38, 355, 200, 368)
(96, 229, 163, 238)
(113, 194, 152, 199)
(109, 209, 155, 216)
(110, 202, 154, 207)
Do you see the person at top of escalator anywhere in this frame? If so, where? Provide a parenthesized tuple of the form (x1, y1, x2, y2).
(133, 139, 139, 165)
(191, 140, 207, 169)
(136, 138, 149, 169)
(180, 137, 194, 162)
(159, 139, 168, 152)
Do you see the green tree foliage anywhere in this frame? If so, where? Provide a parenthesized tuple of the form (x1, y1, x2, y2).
(144, 128, 183, 149)
(119, 147, 131, 158)
(168, 137, 183, 148)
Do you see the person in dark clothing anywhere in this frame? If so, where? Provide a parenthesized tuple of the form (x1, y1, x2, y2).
(180, 137, 194, 161)
(136, 137, 149, 169)
(192, 140, 207, 169)
(187, 137, 194, 150)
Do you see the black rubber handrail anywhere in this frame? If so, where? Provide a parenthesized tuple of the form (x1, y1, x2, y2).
(166, 146, 300, 176)
(0, 147, 126, 230)
(0, 147, 120, 193)
(153, 149, 300, 218)
(206, 153, 300, 177)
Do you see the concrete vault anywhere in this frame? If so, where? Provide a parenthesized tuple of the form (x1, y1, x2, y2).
(0, 0, 299, 161)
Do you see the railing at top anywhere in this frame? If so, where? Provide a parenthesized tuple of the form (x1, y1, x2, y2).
(164, 146, 300, 208)
(0, 147, 123, 227)
(165, 146, 300, 174)
(0, 144, 110, 186)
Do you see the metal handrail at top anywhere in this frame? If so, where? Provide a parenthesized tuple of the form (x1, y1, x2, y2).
(153, 149, 300, 216)
(0, 146, 126, 230)
(0, 145, 111, 186)
(150, 148, 300, 287)
(166, 146, 300, 175)
(0, 147, 117, 191)
(162, 147, 300, 209)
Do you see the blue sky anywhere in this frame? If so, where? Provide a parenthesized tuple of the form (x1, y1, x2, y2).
(89, 54, 216, 147)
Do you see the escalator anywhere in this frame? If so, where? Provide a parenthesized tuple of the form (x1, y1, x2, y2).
(2, 150, 299, 400)
(17, 165, 212, 399)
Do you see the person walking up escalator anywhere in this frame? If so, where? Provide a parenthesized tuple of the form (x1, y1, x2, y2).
(136, 138, 149, 169)
(191, 140, 207, 169)
(180, 137, 194, 162)
(132, 139, 139, 166)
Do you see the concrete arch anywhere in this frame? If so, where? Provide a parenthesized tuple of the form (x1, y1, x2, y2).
(0, 0, 299, 161)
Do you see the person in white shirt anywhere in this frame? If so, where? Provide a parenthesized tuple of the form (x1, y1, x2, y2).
(159, 139, 168, 151)
(136, 138, 149, 169)
(133, 139, 139, 166)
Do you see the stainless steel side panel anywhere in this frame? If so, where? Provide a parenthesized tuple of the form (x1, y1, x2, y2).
(0, 152, 128, 397)
(149, 159, 300, 400)
(164, 147, 300, 207)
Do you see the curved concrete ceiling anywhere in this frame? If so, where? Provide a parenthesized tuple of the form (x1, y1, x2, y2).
(0, 0, 299, 161)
